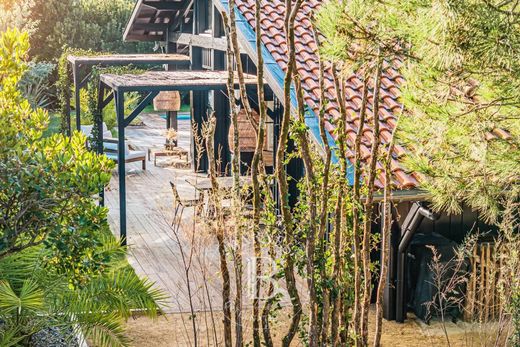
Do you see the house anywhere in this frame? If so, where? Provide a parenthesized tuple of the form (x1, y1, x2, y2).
(122, 0, 496, 323)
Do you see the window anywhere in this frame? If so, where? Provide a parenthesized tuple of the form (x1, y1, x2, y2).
(198, 0, 212, 34)
(266, 119, 274, 151)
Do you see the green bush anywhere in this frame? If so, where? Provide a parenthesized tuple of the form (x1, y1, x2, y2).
(0, 28, 165, 347)
(28, 0, 152, 62)
(18, 61, 55, 109)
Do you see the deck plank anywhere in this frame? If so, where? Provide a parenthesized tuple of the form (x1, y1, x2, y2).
(105, 114, 308, 314)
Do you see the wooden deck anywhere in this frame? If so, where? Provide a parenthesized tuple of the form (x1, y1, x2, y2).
(105, 113, 307, 317)
(106, 114, 222, 314)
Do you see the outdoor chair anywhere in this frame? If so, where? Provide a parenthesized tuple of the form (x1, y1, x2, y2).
(170, 181, 203, 226)
(104, 139, 147, 170)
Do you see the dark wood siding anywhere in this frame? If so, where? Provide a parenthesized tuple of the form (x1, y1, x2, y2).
(394, 202, 497, 243)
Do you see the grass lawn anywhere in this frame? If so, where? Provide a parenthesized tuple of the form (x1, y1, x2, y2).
(43, 112, 62, 137)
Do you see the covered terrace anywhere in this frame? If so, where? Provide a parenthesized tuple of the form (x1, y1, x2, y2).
(66, 53, 190, 134)
(96, 69, 258, 244)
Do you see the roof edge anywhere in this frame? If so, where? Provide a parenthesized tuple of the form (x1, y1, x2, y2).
(123, 0, 144, 42)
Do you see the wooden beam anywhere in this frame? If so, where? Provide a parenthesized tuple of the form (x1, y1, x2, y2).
(143, 1, 185, 10)
(124, 91, 159, 127)
(132, 23, 169, 31)
(125, 34, 165, 42)
(101, 91, 114, 110)
(171, 0, 193, 31)
(169, 32, 227, 50)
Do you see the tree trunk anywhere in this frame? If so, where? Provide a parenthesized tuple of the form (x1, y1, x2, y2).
(312, 24, 333, 346)
(373, 118, 399, 347)
(251, 1, 268, 345)
(331, 63, 356, 344)
(278, 2, 304, 346)
(228, 0, 257, 131)
(222, 10, 244, 347)
(361, 54, 384, 346)
(351, 73, 369, 343)
(294, 75, 319, 347)
(330, 194, 343, 346)
(205, 114, 233, 347)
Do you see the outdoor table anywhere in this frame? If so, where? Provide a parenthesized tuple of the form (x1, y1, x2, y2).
(185, 176, 253, 191)
(185, 176, 252, 217)
(148, 146, 189, 166)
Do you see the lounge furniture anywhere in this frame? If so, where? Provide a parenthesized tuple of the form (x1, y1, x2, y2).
(170, 181, 202, 225)
(103, 139, 147, 170)
(80, 123, 113, 139)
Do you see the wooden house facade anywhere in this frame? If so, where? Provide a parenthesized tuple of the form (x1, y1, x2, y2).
(122, 0, 496, 323)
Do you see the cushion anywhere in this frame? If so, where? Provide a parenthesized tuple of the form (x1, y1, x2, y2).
(103, 142, 118, 152)
(105, 150, 145, 161)
(80, 124, 112, 139)
(80, 125, 93, 137)
(103, 141, 132, 156)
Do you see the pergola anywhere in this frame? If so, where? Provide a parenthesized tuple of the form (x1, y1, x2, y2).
(97, 70, 258, 244)
(67, 53, 190, 134)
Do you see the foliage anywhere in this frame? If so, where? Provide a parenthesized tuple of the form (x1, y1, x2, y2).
(42, 113, 62, 137)
(0, 27, 113, 278)
(57, 48, 73, 133)
(0, 28, 166, 346)
(18, 61, 55, 109)
(0, 247, 165, 347)
(102, 91, 142, 130)
(395, 0, 520, 223)
(316, 3, 520, 345)
(27, 0, 152, 62)
(0, 0, 36, 34)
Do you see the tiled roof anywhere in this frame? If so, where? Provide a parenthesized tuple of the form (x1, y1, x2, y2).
(235, 0, 421, 190)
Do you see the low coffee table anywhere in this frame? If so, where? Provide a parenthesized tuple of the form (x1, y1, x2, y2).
(148, 147, 189, 167)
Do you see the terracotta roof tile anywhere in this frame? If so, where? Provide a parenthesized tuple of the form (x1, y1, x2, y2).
(236, 0, 416, 190)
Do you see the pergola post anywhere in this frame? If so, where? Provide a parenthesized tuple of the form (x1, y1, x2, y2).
(116, 91, 127, 246)
(73, 64, 82, 131)
(98, 70, 258, 247)
(67, 53, 190, 135)
(97, 81, 106, 206)
(165, 25, 179, 132)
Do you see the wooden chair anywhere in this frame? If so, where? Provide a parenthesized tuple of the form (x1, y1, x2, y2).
(170, 181, 202, 226)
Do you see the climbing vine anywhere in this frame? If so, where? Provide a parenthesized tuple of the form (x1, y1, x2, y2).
(57, 49, 72, 134)
(86, 67, 102, 152)
(57, 47, 146, 139)
(57, 47, 97, 134)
